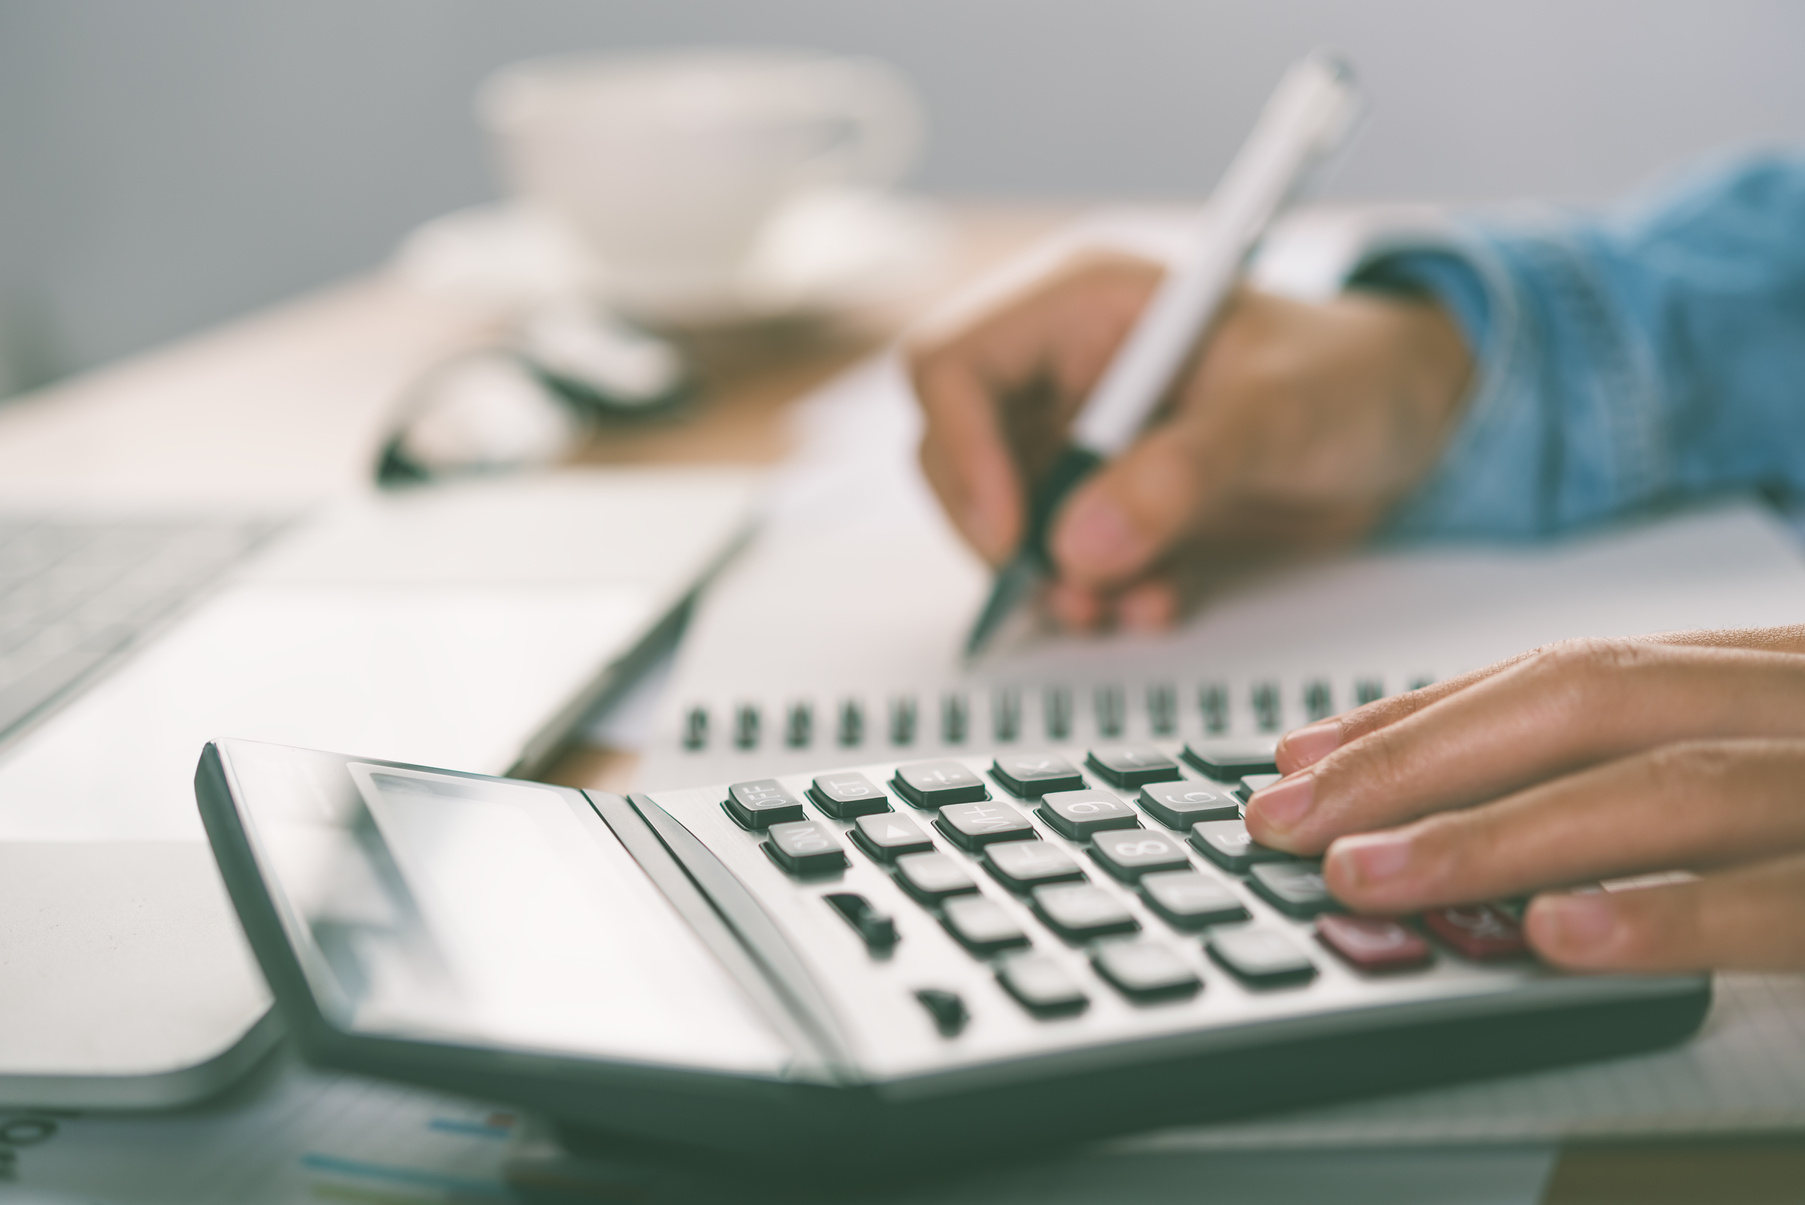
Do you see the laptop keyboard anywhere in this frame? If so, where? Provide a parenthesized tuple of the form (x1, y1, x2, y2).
(0, 516, 280, 743)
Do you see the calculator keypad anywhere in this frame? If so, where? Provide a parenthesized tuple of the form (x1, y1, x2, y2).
(675, 743, 1546, 1042)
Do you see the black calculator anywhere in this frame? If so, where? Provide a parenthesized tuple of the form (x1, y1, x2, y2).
(196, 737, 1708, 1170)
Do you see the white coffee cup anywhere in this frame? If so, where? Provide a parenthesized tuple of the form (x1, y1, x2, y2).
(478, 47, 924, 320)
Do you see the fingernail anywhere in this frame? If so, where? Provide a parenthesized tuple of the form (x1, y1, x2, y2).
(1248, 773, 1314, 830)
(1534, 893, 1618, 954)
(1056, 494, 1145, 575)
(1281, 720, 1341, 769)
(1329, 831, 1412, 888)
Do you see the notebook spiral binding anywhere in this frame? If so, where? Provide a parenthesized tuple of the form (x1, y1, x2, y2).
(677, 673, 1424, 759)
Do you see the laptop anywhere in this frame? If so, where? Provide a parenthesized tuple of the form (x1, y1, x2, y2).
(0, 467, 761, 1107)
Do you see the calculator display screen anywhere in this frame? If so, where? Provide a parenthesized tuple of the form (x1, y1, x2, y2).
(228, 742, 790, 1076)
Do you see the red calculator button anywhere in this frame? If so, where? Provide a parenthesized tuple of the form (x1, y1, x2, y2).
(1315, 914, 1432, 972)
(1424, 904, 1528, 960)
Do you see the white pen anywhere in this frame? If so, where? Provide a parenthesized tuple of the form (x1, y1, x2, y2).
(963, 51, 1363, 660)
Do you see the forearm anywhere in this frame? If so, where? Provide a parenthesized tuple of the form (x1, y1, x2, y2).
(1352, 150, 1805, 540)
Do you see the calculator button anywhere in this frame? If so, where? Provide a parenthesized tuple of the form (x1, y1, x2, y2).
(808, 772, 891, 819)
(1137, 781, 1241, 828)
(1247, 861, 1337, 917)
(1039, 788, 1141, 839)
(852, 812, 934, 862)
(1206, 925, 1318, 987)
(763, 820, 847, 877)
(990, 752, 1085, 798)
(724, 779, 806, 830)
(1237, 772, 1284, 802)
(895, 852, 980, 903)
(1189, 819, 1291, 873)
(1182, 738, 1278, 779)
(893, 760, 989, 808)
(1089, 829, 1191, 881)
(1085, 746, 1183, 789)
(1425, 904, 1528, 961)
(1315, 914, 1431, 972)
(824, 892, 898, 950)
(1092, 942, 1202, 1001)
(984, 841, 1086, 891)
(936, 801, 1036, 850)
(1031, 883, 1140, 940)
(1140, 869, 1249, 929)
(914, 988, 968, 1036)
(942, 895, 1032, 955)
(996, 955, 1089, 1016)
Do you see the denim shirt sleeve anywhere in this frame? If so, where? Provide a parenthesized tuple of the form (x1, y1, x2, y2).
(1347, 150, 1805, 541)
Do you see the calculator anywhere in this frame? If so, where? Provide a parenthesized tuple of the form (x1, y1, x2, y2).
(196, 737, 1709, 1168)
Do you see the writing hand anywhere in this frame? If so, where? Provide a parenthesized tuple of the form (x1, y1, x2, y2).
(906, 253, 1472, 629)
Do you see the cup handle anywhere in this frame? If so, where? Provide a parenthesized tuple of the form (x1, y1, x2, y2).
(808, 58, 925, 188)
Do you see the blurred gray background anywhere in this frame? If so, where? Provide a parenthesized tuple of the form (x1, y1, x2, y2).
(3, 0, 1803, 394)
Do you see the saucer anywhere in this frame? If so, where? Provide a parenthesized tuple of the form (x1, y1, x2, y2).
(392, 186, 950, 328)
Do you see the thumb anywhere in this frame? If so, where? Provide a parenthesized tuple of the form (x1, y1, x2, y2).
(1048, 422, 1218, 589)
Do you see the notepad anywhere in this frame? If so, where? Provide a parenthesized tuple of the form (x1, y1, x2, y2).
(637, 351, 1805, 1145)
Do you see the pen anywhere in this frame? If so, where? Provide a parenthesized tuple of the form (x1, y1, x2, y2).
(962, 51, 1363, 660)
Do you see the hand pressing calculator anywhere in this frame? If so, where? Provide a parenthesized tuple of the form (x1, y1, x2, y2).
(197, 737, 1708, 1169)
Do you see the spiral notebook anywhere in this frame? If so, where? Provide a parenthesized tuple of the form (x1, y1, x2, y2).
(638, 357, 1805, 792)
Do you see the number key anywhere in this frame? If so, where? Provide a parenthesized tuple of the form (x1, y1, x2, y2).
(1137, 781, 1240, 828)
(942, 895, 1031, 955)
(1092, 942, 1202, 1001)
(1039, 788, 1140, 839)
(1189, 818, 1291, 873)
(996, 954, 1088, 1016)
(763, 820, 846, 877)
(1031, 883, 1140, 941)
(1206, 924, 1317, 987)
(984, 840, 1085, 891)
(1247, 861, 1337, 918)
(1090, 829, 1191, 881)
(1140, 869, 1248, 929)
